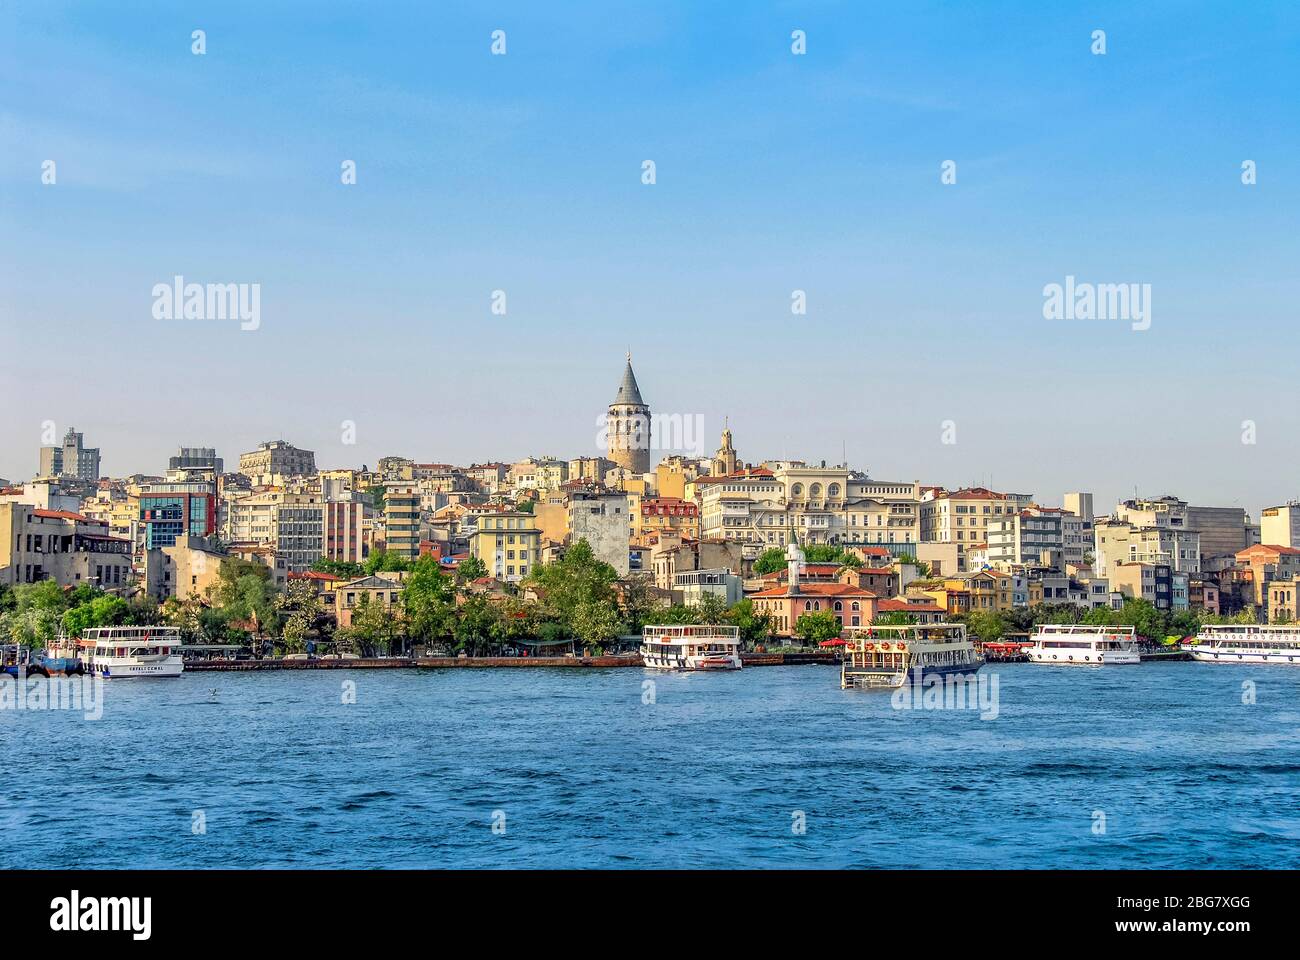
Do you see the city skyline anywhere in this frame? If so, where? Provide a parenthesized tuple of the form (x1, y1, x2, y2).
(6, 347, 1293, 519)
(3, 2, 1298, 510)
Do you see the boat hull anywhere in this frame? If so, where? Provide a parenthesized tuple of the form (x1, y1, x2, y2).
(842, 658, 983, 689)
(639, 649, 742, 671)
(93, 658, 185, 678)
(1027, 649, 1139, 665)
(1188, 648, 1300, 665)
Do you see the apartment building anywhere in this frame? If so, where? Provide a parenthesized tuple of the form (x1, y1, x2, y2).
(238, 440, 317, 480)
(136, 479, 218, 553)
(143, 534, 226, 601)
(568, 489, 631, 576)
(1234, 543, 1300, 612)
(920, 487, 1024, 571)
(1185, 505, 1251, 561)
(639, 497, 699, 540)
(987, 508, 1064, 569)
(168, 446, 223, 474)
(38, 427, 101, 481)
(1109, 561, 1175, 611)
(383, 484, 422, 561)
(1094, 518, 1200, 576)
(1260, 502, 1300, 549)
(0, 502, 133, 589)
(468, 511, 540, 582)
(697, 463, 921, 552)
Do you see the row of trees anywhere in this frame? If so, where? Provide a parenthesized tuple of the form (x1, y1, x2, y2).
(751, 543, 865, 576)
(0, 580, 155, 649)
(959, 598, 1257, 643)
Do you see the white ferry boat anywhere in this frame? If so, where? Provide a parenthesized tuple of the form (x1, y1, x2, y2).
(840, 623, 982, 689)
(77, 626, 185, 678)
(1026, 624, 1138, 665)
(1186, 624, 1300, 664)
(640, 625, 742, 671)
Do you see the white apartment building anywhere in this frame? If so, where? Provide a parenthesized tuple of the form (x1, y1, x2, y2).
(696, 463, 921, 551)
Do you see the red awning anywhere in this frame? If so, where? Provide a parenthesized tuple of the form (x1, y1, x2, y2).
(819, 639, 848, 647)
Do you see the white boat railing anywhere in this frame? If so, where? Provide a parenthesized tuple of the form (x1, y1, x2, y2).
(642, 625, 740, 641)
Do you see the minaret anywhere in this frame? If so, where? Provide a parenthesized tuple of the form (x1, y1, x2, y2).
(785, 534, 805, 596)
(607, 353, 651, 475)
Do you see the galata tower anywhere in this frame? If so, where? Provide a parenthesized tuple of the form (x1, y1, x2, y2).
(607, 353, 651, 475)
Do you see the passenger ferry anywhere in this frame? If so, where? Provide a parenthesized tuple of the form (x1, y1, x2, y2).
(76, 626, 185, 678)
(1026, 624, 1139, 665)
(640, 625, 743, 671)
(840, 623, 982, 689)
(1186, 624, 1300, 664)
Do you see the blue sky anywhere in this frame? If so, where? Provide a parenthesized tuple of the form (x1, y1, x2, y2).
(1, 2, 1297, 513)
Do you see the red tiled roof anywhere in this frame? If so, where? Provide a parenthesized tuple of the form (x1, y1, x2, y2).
(879, 598, 945, 613)
(933, 487, 1007, 500)
(750, 582, 879, 599)
(289, 571, 341, 581)
(33, 509, 103, 524)
(1238, 543, 1300, 558)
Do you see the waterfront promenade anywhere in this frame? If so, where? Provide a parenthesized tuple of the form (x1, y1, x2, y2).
(182, 652, 841, 670)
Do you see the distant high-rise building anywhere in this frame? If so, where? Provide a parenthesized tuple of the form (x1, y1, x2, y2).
(238, 440, 316, 480)
(169, 446, 223, 474)
(38, 427, 101, 481)
(1063, 492, 1094, 522)
(606, 354, 651, 475)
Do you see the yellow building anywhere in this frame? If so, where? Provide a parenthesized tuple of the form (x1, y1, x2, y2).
(639, 497, 699, 540)
(469, 510, 541, 582)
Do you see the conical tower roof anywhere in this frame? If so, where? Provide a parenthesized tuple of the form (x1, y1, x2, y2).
(612, 353, 645, 406)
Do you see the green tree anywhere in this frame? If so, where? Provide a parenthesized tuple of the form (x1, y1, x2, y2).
(965, 609, 1008, 642)
(1117, 597, 1166, 641)
(656, 604, 701, 625)
(453, 596, 502, 656)
(751, 548, 786, 576)
(694, 592, 730, 624)
(403, 555, 455, 649)
(338, 593, 397, 657)
(311, 558, 364, 579)
(725, 598, 774, 645)
(793, 610, 842, 645)
(618, 576, 659, 634)
(212, 558, 279, 638)
(4, 607, 61, 649)
(277, 579, 324, 653)
(61, 594, 130, 638)
(527, 540, 620, 640)
(364, 550, 410, 575)
(873, 610, 918, 626)
(13, 579, 70, 615)
(895, 553, 932, 578)
(456, 555, 489, 583)
(569, 599, 621, 651)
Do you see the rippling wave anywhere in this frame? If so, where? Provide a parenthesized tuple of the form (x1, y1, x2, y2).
(2, 663, 1298, 868)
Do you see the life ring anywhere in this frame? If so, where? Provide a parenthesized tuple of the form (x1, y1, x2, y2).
(864, 643, 874, 651)
(880, 642, 891, 651)
(896, 642, 906, 652)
